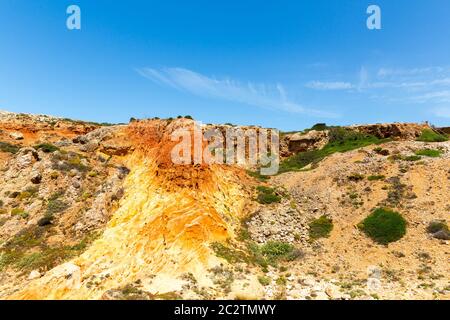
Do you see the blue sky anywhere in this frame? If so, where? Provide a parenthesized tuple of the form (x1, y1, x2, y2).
(1, 0, 449, 130)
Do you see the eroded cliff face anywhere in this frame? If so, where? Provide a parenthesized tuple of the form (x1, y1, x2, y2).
(1, 111, 449, 300)
(6, 120, 252, 300)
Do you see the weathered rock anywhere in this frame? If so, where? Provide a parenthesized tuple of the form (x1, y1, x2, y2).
(28, 270, 41, 280)
(30, 172, 42, 184)
(9, 131, 24, 140)
(287, 130, 329, 153)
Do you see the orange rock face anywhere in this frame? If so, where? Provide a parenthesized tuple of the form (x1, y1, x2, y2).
(8, 119, 253, 300)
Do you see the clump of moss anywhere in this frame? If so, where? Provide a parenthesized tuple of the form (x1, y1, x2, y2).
(358, 208, 407, 244)
(417, 129, 448, 142)
(414, 149, 443, 158)
(309, 215, 333, 239)
(256, 186, 281, 204)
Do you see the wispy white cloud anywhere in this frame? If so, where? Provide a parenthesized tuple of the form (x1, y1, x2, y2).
(305, 65, 450, 106)
(377, 67, 446, 78)
(137, 67, 338, 118)
(305, 81, 353, 90)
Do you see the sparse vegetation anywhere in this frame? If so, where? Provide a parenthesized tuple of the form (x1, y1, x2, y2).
(256, 186, 281, 204)
(210, 242, 247, 264)
(414, 149, 443, 158)
(34, 143, 59, 153)
(51, 152, 90, 173)
(247, 170, 269, 182)
(416, 129, 448, 142)
(309, 215, 333, 239)
(427, 220, 449, 234)
(0, 227, 99, 272)
(211, 240, 301, 270)
(368, 175, 385, 181)
(11, 208, 29, 219)
(279, 127, 389, 173)
(46, 199, 69, 215)
(358, 208, 407, 245)
(258, 276, 271, 286)
(404, 155, 421, 162)
(0, 141, 20, 154)
(426, 220, 450, 240)
(348, 173, 365, 181)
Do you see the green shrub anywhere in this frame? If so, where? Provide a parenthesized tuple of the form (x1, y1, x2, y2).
(11, 208, 29, 219)
(426, 220, 450, 239)
(404, 155, 421, 162)
(259, 241, 300, 264)
(358, 208, 407, 244)
(309, 216, 333, 239)
(34, 143, 59, 153)
(348, 173, 365, 181)
(0, 141, 20, 154)
(18, 186, 39, 201)
(260, 241, 294, 258)
(368, 175, 386, 181)
(414, 149, 443, 157)
(247, 170, 269, 182)
(46, 199, 69, 215)
(210, 242, 246, 264)
(427, 221, 449, 234)
(416, 129, 448, 142)
(258, 276, 271, 286)
(256, 186, 281, 204)
(310, 123, 328, 131)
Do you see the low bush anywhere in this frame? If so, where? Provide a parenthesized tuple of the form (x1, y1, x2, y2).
(46, 199, 69, 215)
(404, 155, 421, 162)
(309, 216, 333, 239)
(427, 220, 449, 234)
(34, 143, 59, 153)
(426, 220, 450, 240)
(358, 208, 407, 244)
(0, 141, 20, 154)
(348, 173, 365, 181)
(210, 242, 247, 264)
(416, 129, 448, 142)
(11, 208, 29, 219)
(414, 149, 443, 157)
(256, 186, 281, 204)
(247, 170, 269, 182)
(258, 276, 271, 286)
(368, 175, 386, 181)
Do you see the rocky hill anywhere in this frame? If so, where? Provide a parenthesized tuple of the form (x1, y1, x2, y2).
(0, 110, 448, 300)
